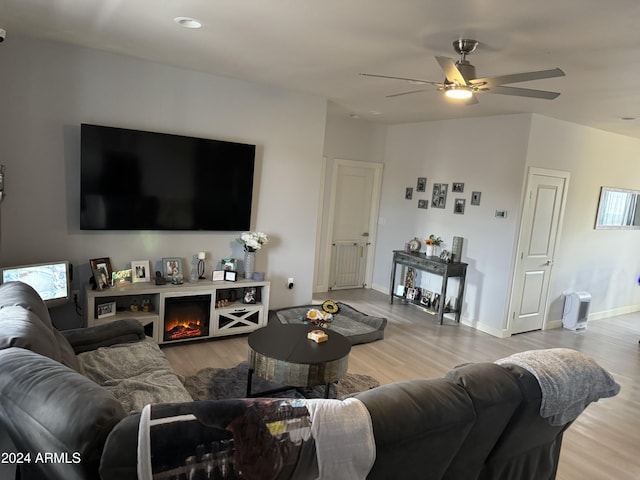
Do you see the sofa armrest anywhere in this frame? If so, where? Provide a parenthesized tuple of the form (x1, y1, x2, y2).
(62, 318, 145, 354)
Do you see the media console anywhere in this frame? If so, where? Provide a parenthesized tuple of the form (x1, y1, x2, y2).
(84, 279, 270, 344)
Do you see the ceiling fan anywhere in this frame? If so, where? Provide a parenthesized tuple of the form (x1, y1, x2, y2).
(360, 39, 565, 104)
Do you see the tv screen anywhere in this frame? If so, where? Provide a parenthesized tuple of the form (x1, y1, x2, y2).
(1, 261, 71, 308)
(80, 124, 256, 231)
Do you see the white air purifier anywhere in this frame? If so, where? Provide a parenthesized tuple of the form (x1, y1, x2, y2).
(562, 292, 591, 330)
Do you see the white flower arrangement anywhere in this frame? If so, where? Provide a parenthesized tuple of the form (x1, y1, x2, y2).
(236, 231, 269, 252)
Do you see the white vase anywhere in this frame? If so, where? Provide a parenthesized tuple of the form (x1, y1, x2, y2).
(244, 250, 256, 279)
(425, 245, 435, 257)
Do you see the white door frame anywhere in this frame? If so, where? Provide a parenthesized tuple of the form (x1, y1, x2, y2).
(317, 158, 383, 292)
(507, 166, 570, 334)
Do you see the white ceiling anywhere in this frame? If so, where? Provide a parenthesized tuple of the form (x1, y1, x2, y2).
(3, 0, 640, 138)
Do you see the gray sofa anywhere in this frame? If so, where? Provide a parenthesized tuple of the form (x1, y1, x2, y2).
(0, 281, 620, 480)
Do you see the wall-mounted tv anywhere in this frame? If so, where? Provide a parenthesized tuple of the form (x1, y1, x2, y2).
(80, 124, 256, 231)
(1, 261, 71, 308)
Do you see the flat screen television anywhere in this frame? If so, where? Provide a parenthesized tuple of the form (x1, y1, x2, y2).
(1, 261, 71, 308)
(80, 124, 256, 231)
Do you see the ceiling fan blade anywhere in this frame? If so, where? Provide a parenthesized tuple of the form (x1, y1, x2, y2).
(435, 56, 468, 86)
(386, 89, 432, 98)
(484, 85, 561, 100)
(359, 72, 440, 85)
(471, 68, 565, 88)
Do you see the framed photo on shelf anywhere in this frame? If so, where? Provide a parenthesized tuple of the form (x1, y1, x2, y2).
(92, 268, 110, 290)
(224, 270, 238, 282)
(162, 258, 183, 281)
(242, 287, 257, 304)
(406, 287, 420, 301)
(212, 270, 225, 281)
(97, 301, 116, 319)
(90, 257, 112, 286)
(221, 258, 237, 271)
(131, 260, 151, 283)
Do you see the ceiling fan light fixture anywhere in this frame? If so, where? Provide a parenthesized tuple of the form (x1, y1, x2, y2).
(445, 86, 473, 100)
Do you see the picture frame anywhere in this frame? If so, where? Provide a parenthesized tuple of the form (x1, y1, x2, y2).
(406, 287, 420, 301)
(90, 257, 112, 287)
(420, 290, 433, 307)
(452, 182, 465, 193)
(221, 258, 237, 271)
(92, 268, 110, 290)
(471, 191, 482, 206)
(431, 183, 448, 209)
(417, 199, 428, 209)
(224, 270, 238, 282)
(212, 270, 225, 281)
(242, 287, 257, 304)
(405, 187, 413, 200)
(454, 198, 466, 215)
(131, 260, 151, 283)
(416, 177, 427, 192)
(162, 257, 183, 281)
(97, 301, 116, 319)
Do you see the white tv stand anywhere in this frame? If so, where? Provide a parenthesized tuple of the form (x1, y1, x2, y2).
(84, 279, 270, 344)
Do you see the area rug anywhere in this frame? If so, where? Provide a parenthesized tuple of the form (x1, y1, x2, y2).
(270, 302, 387, 345)
(183, 361, 380, 401)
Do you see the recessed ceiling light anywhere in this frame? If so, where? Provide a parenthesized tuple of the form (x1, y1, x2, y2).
(174, 17, 202, 29)
(368, 110, 382, 115)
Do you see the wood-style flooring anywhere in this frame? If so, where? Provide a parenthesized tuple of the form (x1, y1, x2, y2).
(161, 288, 640, 480)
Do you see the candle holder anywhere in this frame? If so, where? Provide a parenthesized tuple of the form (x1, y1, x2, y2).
(197, 252, 206, 279)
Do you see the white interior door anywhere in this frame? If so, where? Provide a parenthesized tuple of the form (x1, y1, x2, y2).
(510, 168, 569, 334)
(326, 160, 382, 290)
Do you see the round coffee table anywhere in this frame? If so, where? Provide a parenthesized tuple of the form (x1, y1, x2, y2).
(247, 324, 351, 399)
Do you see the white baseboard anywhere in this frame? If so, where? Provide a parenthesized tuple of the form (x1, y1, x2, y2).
(588, 305, 640, 321)
(460, 317, 511, 338)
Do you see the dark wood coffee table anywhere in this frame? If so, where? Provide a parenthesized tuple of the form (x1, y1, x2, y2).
(247, 324, 351, 398)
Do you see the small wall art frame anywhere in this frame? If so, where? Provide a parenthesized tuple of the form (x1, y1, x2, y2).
(431, 183, 448, 209)
(416, 177, 427, 192)
(454, 198, 466, 215)
(452, 182, 465, 193)
(471, 191, 482, 206)
(405, 187, 413, 200)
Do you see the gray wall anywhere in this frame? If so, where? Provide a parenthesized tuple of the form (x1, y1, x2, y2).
(0, 36, 327, 327)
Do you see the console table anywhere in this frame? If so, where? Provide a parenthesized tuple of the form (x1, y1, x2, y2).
(389, 250, 467, 324)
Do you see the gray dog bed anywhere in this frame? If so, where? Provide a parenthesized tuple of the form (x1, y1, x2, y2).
(270, 302, 386, 345)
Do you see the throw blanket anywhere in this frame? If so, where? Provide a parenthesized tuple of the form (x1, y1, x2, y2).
(495, 348, 621, 425)
(304, 398, 376, 480)
(78, 340, 193, 414)
(137, 398, 375, 480)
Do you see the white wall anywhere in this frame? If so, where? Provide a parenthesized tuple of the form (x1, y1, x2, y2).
(0, 36, 327, 326)
(315, 113, 386, 291)
(373, 115, 532, 334)
(525, 115, 640, 321)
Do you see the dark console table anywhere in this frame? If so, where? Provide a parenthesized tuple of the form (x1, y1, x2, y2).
(389, 250, 468, 325)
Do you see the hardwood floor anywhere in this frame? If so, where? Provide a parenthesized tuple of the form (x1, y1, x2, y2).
(162, 288, 640, 480)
